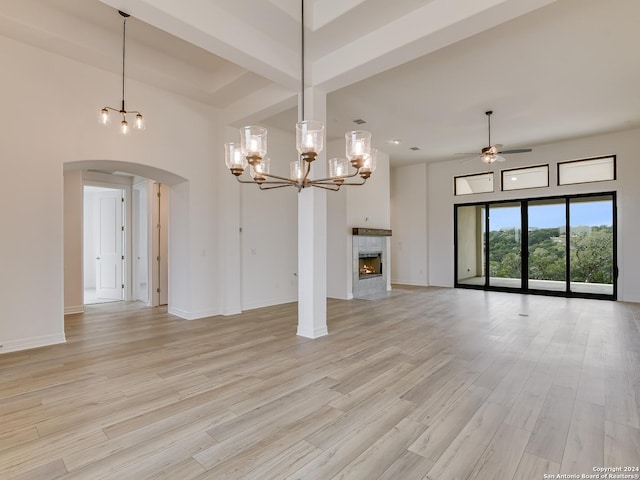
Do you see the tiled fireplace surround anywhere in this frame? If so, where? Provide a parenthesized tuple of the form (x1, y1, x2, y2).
(352, 229, 391, 299)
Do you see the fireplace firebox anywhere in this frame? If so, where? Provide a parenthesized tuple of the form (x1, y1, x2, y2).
(359, 252, 382, 278)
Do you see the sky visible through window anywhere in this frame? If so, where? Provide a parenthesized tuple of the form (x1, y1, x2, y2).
(489, 200, 612, 231)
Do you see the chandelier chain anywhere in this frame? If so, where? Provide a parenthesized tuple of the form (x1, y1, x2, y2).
(121, 15, 127, 112)
(300, 0, 305, 122)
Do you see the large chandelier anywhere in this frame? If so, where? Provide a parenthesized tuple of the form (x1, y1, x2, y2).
(223, 1, 376, 191)
(98, 10, 145, 135)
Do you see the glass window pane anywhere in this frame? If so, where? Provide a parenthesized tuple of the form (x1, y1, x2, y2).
(569, 196, 614, 295)
(454, 172, 494, 195)
(488, 202, 521, 288)
(456, 205, 486, 285)
(558, 156, 615, 185)
(527, 199, 566, 291)
(502, 165, 549, 191)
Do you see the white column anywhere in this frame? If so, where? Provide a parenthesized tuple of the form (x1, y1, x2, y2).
(297, 87, 328, 338)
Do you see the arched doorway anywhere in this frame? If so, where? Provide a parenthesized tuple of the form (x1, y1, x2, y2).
(63, 160, 187, 314)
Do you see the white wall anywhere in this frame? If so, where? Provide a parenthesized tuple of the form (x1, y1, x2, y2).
(345, 149, 391, 230)
(327, 187, 349, 299)
(218, 126, 242, 315)
(1, 35, 67, 351)
(239, 126, 299, 310)
(64, 170, 83, 315)
(392, 127, 640, 302)
(390, 163, 428, 285)
(0, 33, 231, 353)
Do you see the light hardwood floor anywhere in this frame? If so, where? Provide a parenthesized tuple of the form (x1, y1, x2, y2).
(1, 286, 639, 479)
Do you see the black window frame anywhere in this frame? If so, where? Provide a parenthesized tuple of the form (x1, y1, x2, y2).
(557, 155, 616, 186)
(454, 191, 617, 300)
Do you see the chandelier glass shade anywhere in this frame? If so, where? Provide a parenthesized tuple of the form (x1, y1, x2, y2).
(224, 125, 376, 191)
(99, 11, 145, 135)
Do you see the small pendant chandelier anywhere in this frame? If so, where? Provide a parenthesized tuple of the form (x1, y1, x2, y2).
(224, 0, 376, 191)
(99, 10, 145, 135)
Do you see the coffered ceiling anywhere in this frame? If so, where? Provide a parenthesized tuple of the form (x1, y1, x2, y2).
(1, 0, 638, 165)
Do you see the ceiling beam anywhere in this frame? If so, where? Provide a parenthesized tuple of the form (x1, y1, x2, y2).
(311, 0, 559, 93)
(223, 84, 298, 127)
(98, 0, 300, 90)
(311, 0, 368, 30)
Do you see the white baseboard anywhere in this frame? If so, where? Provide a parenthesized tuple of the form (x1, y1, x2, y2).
(64, 305, 84, 315)
(390, 279, 429, 287)
(222, 306, 242, 316)
(168, 306, 220, 321)
(297, 325, 329, 339)
(242, 295, 297, 311)
(0, 333, 66, 354)
(327, 292, 353, 300)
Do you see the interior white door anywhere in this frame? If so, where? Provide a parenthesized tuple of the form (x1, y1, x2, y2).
(95, 189, 124, 300)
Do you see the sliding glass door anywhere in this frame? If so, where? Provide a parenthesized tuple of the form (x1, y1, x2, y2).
(569, 195, 615, 296)
(455, 192, 616, 299)
(488, 202, 522, 289)
(527, 199, 566, 292)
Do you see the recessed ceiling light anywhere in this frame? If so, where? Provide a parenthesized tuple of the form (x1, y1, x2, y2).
(409, 146, 421, 151)
(352, 118, 367, 125)
(389, 139, 401, 145)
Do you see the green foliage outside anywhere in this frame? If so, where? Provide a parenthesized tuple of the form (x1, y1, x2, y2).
(488, 225, 613, 284)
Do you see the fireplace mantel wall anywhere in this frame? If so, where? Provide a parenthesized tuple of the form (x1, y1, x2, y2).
(326, 140, 391, 300)
(352, 231, 391, 298)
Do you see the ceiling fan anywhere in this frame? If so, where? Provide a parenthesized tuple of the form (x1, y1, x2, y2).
(463, 111, 532, 163)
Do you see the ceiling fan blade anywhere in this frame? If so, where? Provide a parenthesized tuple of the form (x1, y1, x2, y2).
(496, 155, 507, 162)
(499, 148, 532, 154)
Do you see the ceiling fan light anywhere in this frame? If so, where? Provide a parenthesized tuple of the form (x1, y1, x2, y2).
(482, 153, 495, 163)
